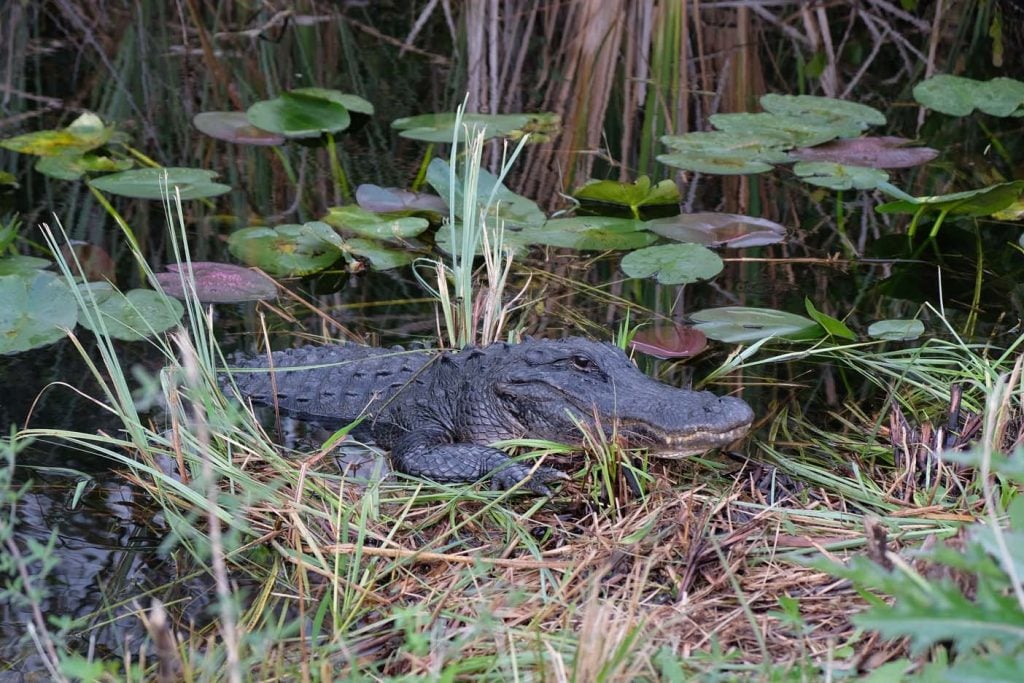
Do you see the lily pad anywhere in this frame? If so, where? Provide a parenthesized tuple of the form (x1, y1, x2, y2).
(512, 217, 657, 251)
(759, 94, 886, 128)
(690, 306, 821, 343)
(790, 137, 939, 169)
(426, 158, 547, 227)
(35, 153, 133, 181)
(227, 223, 343, 276)
(89, 167, 231, 200)
(620, 243, 723, 285)
(0, 270, 78, 354)
(793, 161, 889, 191)
(392, 112, 560, 143)
(246, 91, 351, 139)
(646, 213, 786, 248)
(659, 130, 790, 175)
(322, 205, 430, 240)
(804, 298, 855, 340)
(192, 112, 286, 146)
(867, 319, 924, 341)
(0, 112, 119, 157)
(913, 75, 1024, 117)
(573, 176, 680, 218)
(78, 288, 184, 341)
(0, 255, 51, 276)
(630, 323, 708, 359)
(877, 181, 1024, 218)
(709, 112, 853, 148)
(355, 184, 447, 214)
(341, 238, 415, 271)
(291, 88, 375, 116)
(155, 262, 278, 303)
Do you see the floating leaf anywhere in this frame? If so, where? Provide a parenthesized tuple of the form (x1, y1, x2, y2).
(790, 137, 939, 169)
(322, 205, 430, 240)
(573, 176, 680, 218)
(78, 288, 184, 341)
(620, 243, 723, 285)
(0, 255, 51, 276)
(0, 111, 118, 157)
(290, 88, 375, 116)
(512, 217, 656, 250)
(690, 306, 821, 343)
(709, 112, 853, 148)
(392, 112, 559, 143)
(0, 171, 18, 187)
(793, 161, 889, 191)
(659, 131, 790, 175)
(646, 213, 786, 248)
(341, 238, 414, 271)
(192, 112, 285, 146)
(630, 323, 708, 359)
(867, 319, 924, 341)
(155, 262, 278, 303)
(804, 298, 855, 340)
(35, 152, 133, 181)
(426, 158, 546, 227)
(877, 181, 1024, 218)
(355, 184, 447, 214)
(0, 270, 77, 354)
(760, 94, 886, 128)
(246, 91, 351, 139)
(227, 223, 343, 276)
(89, 167, 231, 200)
(913, 75, 1024, 117)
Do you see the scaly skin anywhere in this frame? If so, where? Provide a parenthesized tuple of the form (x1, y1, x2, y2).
(222, 337, 754, 494)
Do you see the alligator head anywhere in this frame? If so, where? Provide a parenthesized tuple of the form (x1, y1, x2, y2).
(488, 338, 754, 457)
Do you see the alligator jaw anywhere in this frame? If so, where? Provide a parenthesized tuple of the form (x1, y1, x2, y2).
(617, 418, 754, 459)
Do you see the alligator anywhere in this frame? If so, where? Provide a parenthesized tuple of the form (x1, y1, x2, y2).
(221, 337, 754, 494)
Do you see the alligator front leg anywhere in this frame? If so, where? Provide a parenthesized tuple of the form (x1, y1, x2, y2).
(390, 430, 566, 495)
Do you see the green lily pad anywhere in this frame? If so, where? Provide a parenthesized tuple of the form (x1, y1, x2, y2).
(78, 287, 184, 341)
(426, 158, 547, 227)
(573, 175, 680, 218)
(759, 94, 886, 128)
(322, 205, 429, 240)
(804, 298, 855, 340)
(867, 319, 924, 341)
(513, 217, 657, 251)
(913, 75, 1024, 117)
(291, 88, 374, 116)
(0, 112, 118, 157)
(646, 213, 786, 248)
(690, 306, 821, 343)
(0, 255, 51, 276)
(35, 152, 134, 181)
(342, 238, 414, 271)
(227, 222, 343, 276)
(709, 112, 854, 148)
(0, 171, 17, 188)
(89, 167, 231, 200)
(155, 262, 278, 303)
(192, 112, 286, 146)
(392, 112, 560, 143)
(660, 130, 791, 174)
(0, 270, 78, 354)
(877, 181, 1024, 218)
(793, 161, 889, 190)
(620, 243, 724, 285)
(246, 91, 351, 139)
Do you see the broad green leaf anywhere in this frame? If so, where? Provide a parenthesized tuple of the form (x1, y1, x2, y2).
(0, 111, 118, 156)
(660, 130, 790, 174)
(793, 161, 889, 191)
(804, 298, 856, 340)
(620, 243, 723, 284)
(246, 91, 351, 138)
(192, 112, 285, 146)
(760, 93, 886, 127)
(35, 153, 133, 181)
(392, 112, 560, 143)
(709, 112, 853, 148)
(877, 181, 1024, 218)
(78, 288, 184, 341)
(89, 167, 230, 200)
(291, 88, 375, 116)
(867, 319, 924, 341)
(690, 306, 821, 343)
(657, 151, 776, 175)
(0, 270, 77, 354)
(573, 176, 680, 215)
(342, 238, 414, 270)
(322, 205, 430, 240)
(0, 255, 51, 276)
(426, 158, 546, 227)
(512, 216, 656, 250)
(227, 223, 343, 276)
(914, 74, 1024, 117)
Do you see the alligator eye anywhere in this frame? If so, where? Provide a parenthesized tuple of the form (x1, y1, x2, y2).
(570, 355, 594, 371)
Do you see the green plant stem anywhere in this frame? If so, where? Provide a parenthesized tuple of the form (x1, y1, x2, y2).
(411, 143, 434, 192)
(86, 183, 142, 255)
(325, 132, 352, 202)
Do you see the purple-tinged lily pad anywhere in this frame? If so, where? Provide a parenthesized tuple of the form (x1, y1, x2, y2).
(193, 112, 285, 146)
(355, 184, 447, 214)
(646, 213, 786, 248)
(155, 262, 278, 303)
(790, 137, 938, 169)
(630, 323, 708, 359)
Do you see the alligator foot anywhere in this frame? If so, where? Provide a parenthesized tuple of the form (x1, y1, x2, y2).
(488, 461, 568, 496)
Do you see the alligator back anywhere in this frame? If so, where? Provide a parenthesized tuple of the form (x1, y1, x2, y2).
(223, 344, 439, 423)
